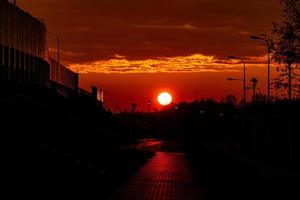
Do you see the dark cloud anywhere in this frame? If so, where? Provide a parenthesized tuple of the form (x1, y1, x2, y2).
(19, 0, 282, 64)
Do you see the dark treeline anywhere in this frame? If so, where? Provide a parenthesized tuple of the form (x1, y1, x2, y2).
(116, 97, 300, 167)
(267, 0, 300, 99)
(3, 80, 299, 198)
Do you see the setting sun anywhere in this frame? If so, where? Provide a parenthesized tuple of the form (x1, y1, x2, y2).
(158, 92, 173, 106)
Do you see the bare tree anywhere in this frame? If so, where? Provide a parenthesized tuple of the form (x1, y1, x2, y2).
(131, 103, 138, 113)
(271, 0, 300, 100)
(222, 94, 237, 106)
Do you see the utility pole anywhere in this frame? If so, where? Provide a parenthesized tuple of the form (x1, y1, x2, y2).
(228, 56, 247, 104)
(48, 32, 60, 80)
(243, 60, 246, 104)
(147, 100, 151, 113)
(267, 46, 271, 101)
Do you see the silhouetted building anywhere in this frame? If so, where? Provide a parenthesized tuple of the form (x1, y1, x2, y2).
(0, 0, 104, 111)
(0, 0, 79, 94)
(91, 86, 104, 103)
(0, 0, 49, 87)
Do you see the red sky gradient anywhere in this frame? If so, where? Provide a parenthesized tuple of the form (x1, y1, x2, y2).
(17, 0, 282, 111)
(79, 66, 275, 112)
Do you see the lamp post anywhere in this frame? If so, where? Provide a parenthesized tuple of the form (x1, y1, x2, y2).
(147, 100, 151, 113)
(251, 78, 258, 102)
(228, 56, 246, 104)
(48, 32, 60, 80)
(227, 78, 243, 81)
(48, 32, 60, 65)
(250, 35, 272, 102)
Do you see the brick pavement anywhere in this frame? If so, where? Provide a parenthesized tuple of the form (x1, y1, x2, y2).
(115, 152, 206, 200)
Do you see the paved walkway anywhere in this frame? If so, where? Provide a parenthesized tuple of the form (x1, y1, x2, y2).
(115, 152, 206, 200)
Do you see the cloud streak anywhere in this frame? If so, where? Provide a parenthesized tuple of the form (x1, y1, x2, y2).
(69, 53, 268, 74)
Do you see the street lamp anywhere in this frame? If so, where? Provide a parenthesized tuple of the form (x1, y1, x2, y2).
(251, 78, 258, 102)
(227, 78, 243, 81)
(228, 56, 246, 104)
(250, 34, 272, 102)
(147, 100, 151, 113)
(48, 32, 60, 65)
(48, 32, 60, 80)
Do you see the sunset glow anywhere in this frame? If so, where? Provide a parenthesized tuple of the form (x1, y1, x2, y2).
(17, 0, 282, 111)
(69, 54, 269, 74)
(69, 54, 231, 73)
(4, 1, 299, 198)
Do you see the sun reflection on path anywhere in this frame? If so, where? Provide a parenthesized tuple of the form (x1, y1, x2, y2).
(116, 151, 206, 200)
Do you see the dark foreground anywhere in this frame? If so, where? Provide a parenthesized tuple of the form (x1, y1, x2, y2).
(1, 86, 300, 199)
(1, 86, 153, 199)
(115, 140, 300, 200)
(188, 145, 300, 200)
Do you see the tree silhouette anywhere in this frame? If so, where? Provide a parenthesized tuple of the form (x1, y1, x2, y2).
(131, 103, 138, 113)
(271, 0, 300, 100)
(222, 94, 237, 106)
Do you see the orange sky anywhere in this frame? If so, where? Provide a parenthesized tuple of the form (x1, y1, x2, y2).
(17, 0, 282, 111)
(79, 66, 274, 112)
